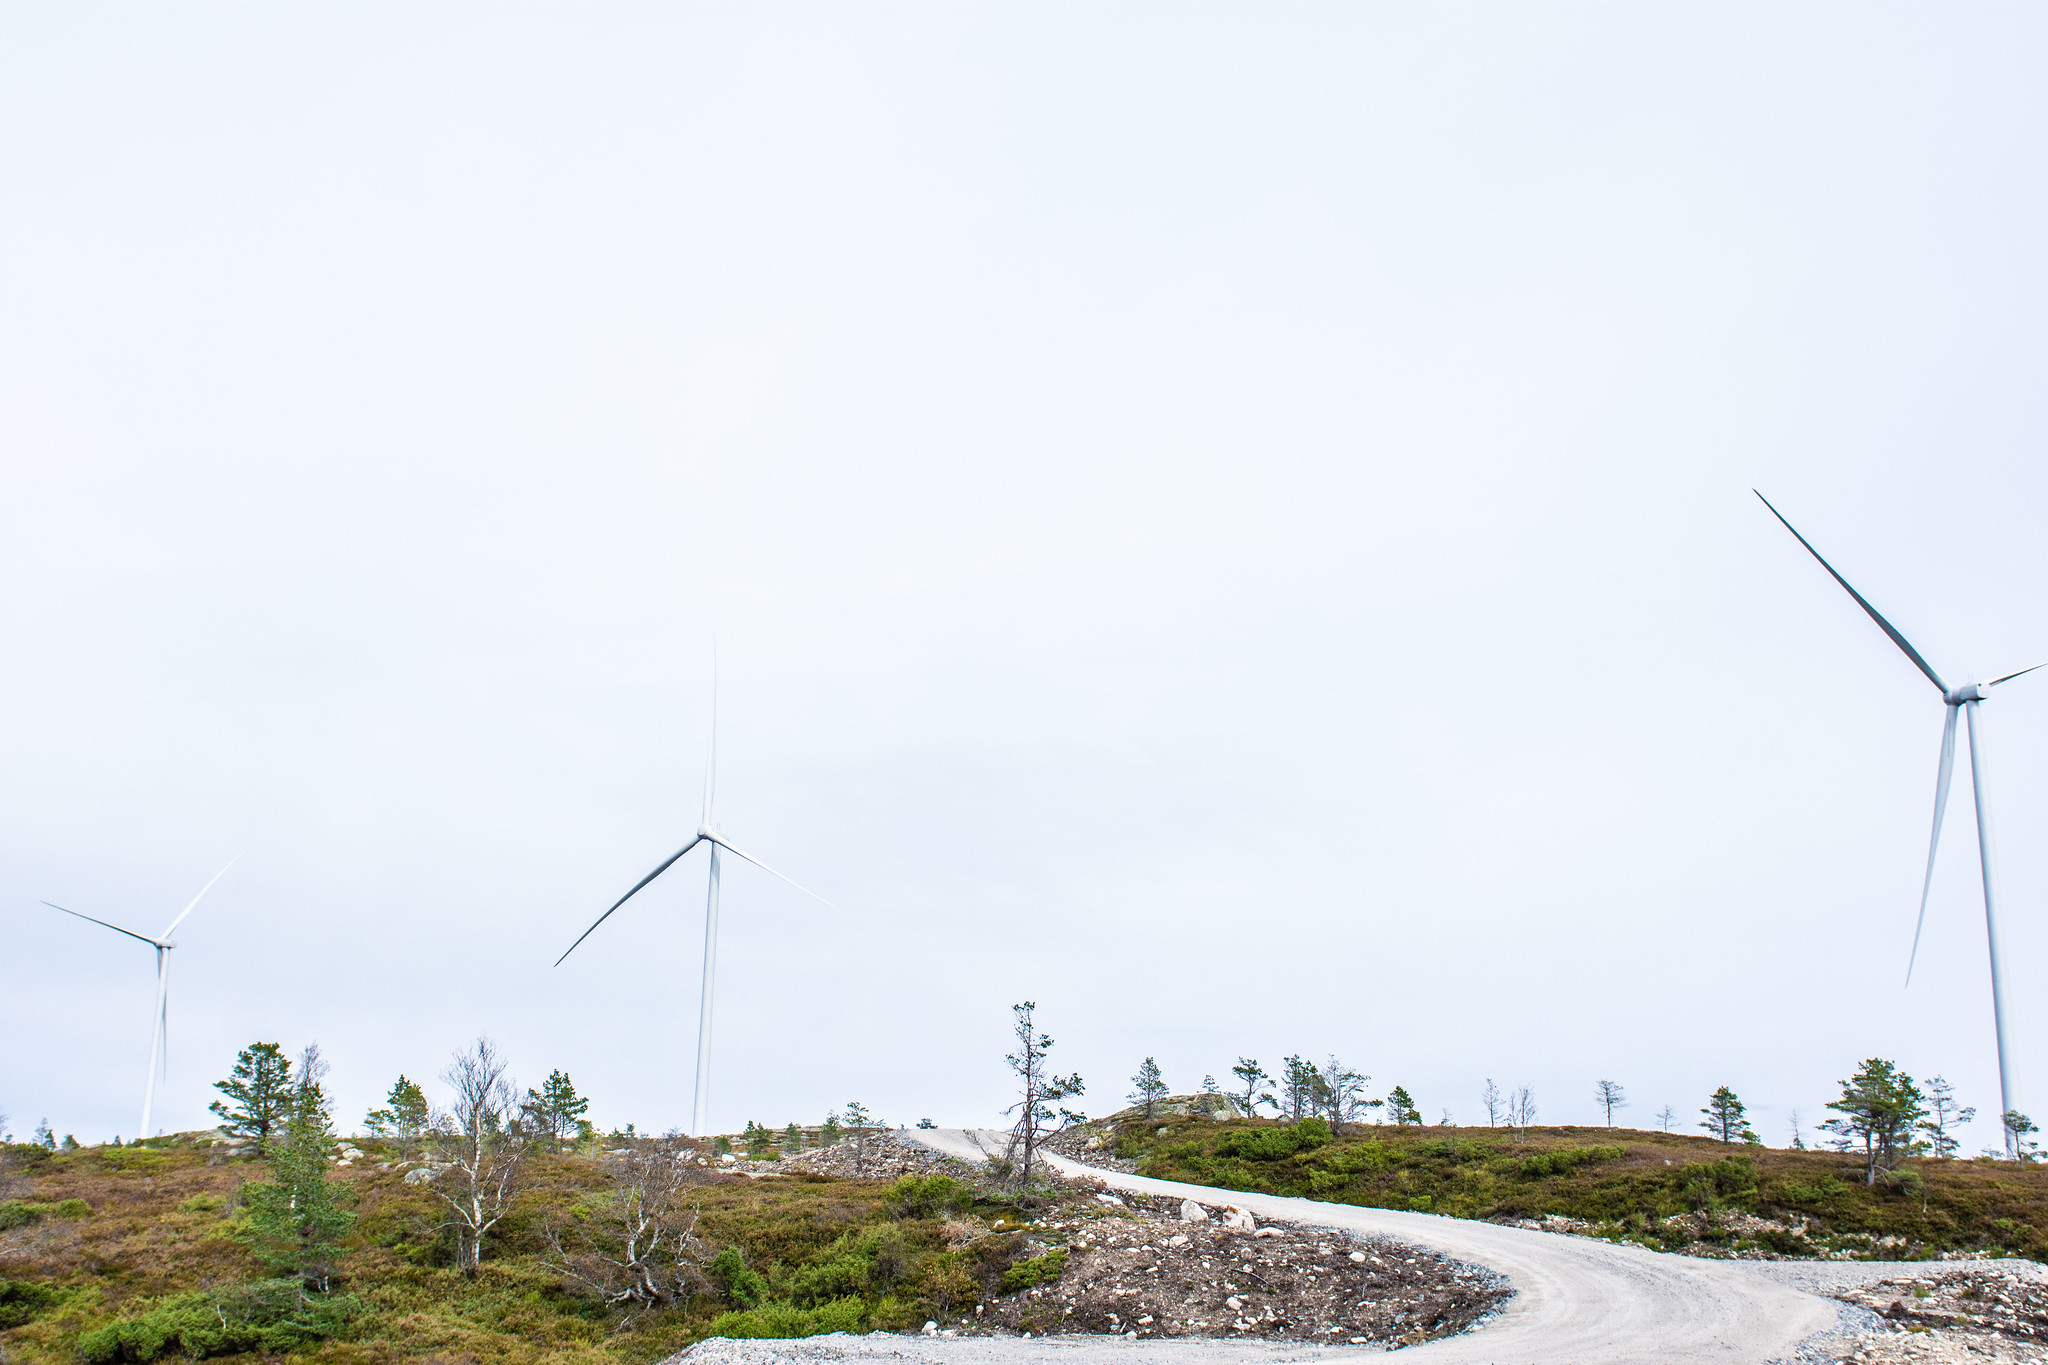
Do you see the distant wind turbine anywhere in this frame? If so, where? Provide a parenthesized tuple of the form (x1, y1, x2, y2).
(44, 858, 239, 1140)
(555, 687, 826, 1137)
(1758, 492, 2039, 1155)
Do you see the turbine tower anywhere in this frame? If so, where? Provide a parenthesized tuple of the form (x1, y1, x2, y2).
(1758, 492, 2038, 1155)
(44, 858, 238, 1141)
(556, 686, 825, 1137)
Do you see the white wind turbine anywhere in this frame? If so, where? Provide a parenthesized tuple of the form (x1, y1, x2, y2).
(44, 858, 239, 1141)
(1759, 492, 2040, 1155)
(555, 690, 825, 1137)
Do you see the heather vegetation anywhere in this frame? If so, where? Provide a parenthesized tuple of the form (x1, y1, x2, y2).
(0, 1128, 1074, 1365)
(1104, 1113, 2048, 1261)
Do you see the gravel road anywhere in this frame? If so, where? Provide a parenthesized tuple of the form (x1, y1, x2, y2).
(675, 1127, 2044, 1365)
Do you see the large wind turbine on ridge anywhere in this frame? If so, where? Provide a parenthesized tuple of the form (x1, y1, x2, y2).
(555, 684, 825, 1137)
(1758, 492, 2040, 1156)
(43, 858, 238, 1141)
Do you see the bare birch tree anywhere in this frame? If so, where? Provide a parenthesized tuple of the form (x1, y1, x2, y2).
(427, 1036, 527, 1277)
(543, 1132, 709, 1317)
(1481, 1079, 1504, 1127)
(1508, 1085, 1538, 1138)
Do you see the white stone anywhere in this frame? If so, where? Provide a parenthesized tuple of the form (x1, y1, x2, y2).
(402, 1167, 437, 1185)
(1180, 1199, 1211, 1222)
(1221, 1205, 1256, 1232)
(1225, 1296, 1244, 1311)
(1168, 1234, 1190, 1247)
(1253, 1227, 1285, 1239)
(1349, 1250, 1368, 1262)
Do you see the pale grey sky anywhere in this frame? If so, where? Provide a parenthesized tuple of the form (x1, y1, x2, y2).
(4, 4, 2046, 1153)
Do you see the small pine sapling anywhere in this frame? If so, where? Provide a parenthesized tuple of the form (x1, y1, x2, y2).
(1129, 1058, 1167, 1120)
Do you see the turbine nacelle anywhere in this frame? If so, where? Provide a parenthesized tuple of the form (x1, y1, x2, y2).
(1945, 684, 1990, 706)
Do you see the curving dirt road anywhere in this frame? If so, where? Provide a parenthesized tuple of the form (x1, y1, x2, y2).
(901, 1128, 2028, 1364)
(679, 1127, 2042, 1365)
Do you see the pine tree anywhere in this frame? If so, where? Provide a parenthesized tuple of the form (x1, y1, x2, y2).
(523, 1070, 590, 1147)
(242, 1046, 355, 1290)
(32, 1119, 54, 1150)
(783, 1122, 802, 1154)
(1699, 1086, 1750, 1144)
(1386, 1086, 1422, 1126)
(210, 1042, 295, 1152)
(819, 1112, 843, 1147)
(1231, 1059, 1272, 1114)
(1821, 1059, 1926, 1184)
(365, 1076, 431, 1150)
(1129, 1058, 1167, 1119)
(1281, 1056, 1320, 1122)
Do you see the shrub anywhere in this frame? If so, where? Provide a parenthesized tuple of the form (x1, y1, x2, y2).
(917, 1252, 978, 1316)
(76, 1280, 357, 1363)
(705, 1297, 867, 1339)
(0, 1202, 39, 1230)
(999, 1248, 1067, 1293)
(1216, 1123, 1330, 1161)
(889, 1174, 972, 1219)
(709, 1247, 767, 1308)
(44, 1198, 91, 1219)
(1678, 1156, 1758, 1212)
(0, 1277, 66, 1329)
(1519, 1146, 1624, 1178)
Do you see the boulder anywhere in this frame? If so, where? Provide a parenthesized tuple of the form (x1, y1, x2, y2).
(402, 1167, 438, 1185)
(1179, 1199, 1211, 1222)
(1221, 1205, 1256, 1232)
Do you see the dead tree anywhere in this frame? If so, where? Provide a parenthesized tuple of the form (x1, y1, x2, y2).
(1508, 1086, 1538, 1140)
(1481, 1079, 1504, 1127)
(543, 1132, 709, 1316)
(427, 1036, 528, 1276)
(1002, 1001, 1083, 1187)
(1317, 1057, 1376, 1135)
(1594, 1080, 1627, 1127)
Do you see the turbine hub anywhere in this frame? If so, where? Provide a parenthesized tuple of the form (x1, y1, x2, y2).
(1946, 684, 1989, 705)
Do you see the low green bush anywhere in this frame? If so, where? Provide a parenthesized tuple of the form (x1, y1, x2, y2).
(999, 1248, 1067, 1293)
(1519, 1146, 1624, 1179)
(889, 1174, 972, 1219)
(1216, 1121, 1330, 1161)
(0, 1201, 39, 1230)
(709, 1247, 767, 1308)
(44, 1198, 91, 1219)
(76, 1279, 358, 1363)
(705, 1296, 867, 1339)
(0, 1277, 67, 1329)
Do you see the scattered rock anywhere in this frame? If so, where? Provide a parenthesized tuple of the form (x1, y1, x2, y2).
(1180, 1199, 1210, 1222)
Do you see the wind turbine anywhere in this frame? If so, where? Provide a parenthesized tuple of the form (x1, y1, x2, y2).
(44, 858, 239, 1140)
(555, 690, 825, 1137)
(1758, 492, 2039, 1156)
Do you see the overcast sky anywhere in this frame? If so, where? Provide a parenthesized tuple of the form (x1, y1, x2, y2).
(5, 4, 2047, 1154)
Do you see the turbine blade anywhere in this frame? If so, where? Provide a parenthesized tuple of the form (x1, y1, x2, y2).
(161, 854, 239, 941)
(553, 835, 705, 967)
(1754, 491, 1948, 694)
(1906, 705, 1961, 987)
(707, 834, 830, 904)
(44, 902, 162, 948)
(1986, 661, 2048, 688)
